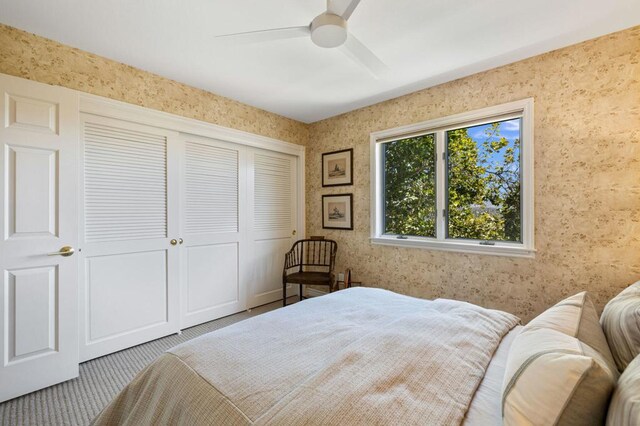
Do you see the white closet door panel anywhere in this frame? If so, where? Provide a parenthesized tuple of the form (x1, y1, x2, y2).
(180, 136, 246, 329)
(79, 114, 180, 362)
(248, 149, 298, 308)
(84, 121, 167, 243)
(254, 153, 292, 236)
(186, 244, 239, 312)
(185, 141, 238, 234)
(86, 251, 167, 342)
(251, 238, 292, 298)
(0, 74, 79, 402)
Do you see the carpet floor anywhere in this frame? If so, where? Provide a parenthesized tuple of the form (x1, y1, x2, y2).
(0, 298, 291, 426)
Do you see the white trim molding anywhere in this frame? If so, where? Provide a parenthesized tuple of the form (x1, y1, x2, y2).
(370, 98, 535, 258)
(79, 95, 305, 157)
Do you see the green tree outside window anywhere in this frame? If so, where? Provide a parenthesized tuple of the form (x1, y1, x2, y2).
(383, 119, 521, 242)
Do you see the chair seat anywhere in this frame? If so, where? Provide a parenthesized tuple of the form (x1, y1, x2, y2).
(285, 272, 332, 285)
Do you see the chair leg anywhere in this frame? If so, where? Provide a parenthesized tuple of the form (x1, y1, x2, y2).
(300, 284, 303, 301)
(283, 282, 287, 307)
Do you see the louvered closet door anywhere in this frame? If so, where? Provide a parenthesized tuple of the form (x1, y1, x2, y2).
(247, 149, 298, 308)
(179, 135, 246, 328)
(79, 115, 180, 362)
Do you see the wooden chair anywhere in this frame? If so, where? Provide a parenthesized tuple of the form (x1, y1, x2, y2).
(282, 237, 337, 306)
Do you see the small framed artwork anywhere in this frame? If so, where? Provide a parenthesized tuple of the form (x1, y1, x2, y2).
(322, 148, 353, 187)
(322, 194, 353, 230)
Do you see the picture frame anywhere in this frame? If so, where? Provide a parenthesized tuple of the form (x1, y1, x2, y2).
(322, 148, 353, 187)
(322, 194, 353, 230)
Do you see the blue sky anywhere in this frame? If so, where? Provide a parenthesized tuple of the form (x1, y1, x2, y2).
(465, 118, 521, 166)
(467, 118, 520, 144)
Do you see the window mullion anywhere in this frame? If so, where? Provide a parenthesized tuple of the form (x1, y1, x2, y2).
(375, 141, 384, 238)
(435, 130, 446, 241)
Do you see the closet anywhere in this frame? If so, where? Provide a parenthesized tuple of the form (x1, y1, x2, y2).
(79, 111, 299, 362)
(0, 73, 304, 401)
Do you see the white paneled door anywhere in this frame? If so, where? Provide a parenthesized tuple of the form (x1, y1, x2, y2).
(0, 75, 79, 402)
(180, 135, 247, 328)
(247, 149, 298, 308)
(79, 115, 180, 361)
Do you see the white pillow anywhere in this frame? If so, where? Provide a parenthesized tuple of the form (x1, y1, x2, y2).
(502, 327, 616, 425)
(528, 291, 617, 373)
(607, 354, 640, 426)
(502, 292, 619, 425)
(601, 281, 640, 371)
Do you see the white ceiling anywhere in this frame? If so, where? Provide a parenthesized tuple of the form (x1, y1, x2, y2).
(1, 0, 639, 123)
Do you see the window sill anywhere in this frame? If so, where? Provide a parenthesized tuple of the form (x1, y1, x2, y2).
(370, 236, 535, 258)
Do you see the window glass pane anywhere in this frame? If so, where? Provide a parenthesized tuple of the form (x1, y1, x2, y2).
(446, 118, 521, 242)
(383, 134, 436, 238)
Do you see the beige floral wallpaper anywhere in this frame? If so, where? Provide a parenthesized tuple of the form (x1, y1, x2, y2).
(2, 22, 638, 322)
(0, 24, 308, 146)
(307, 26, 640, 322)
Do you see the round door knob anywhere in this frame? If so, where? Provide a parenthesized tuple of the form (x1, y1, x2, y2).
(170, 239, 178, 246)
(179, 238, 184, 245)
(292, 230, 297, 236)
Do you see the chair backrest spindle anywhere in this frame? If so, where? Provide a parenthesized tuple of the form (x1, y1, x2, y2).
(285, 238, 337, 272)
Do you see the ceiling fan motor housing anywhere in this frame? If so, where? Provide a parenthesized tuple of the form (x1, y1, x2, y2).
(310, 13, 348, 48)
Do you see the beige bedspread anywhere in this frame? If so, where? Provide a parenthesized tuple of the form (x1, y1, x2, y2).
(93, 288, 519, 425)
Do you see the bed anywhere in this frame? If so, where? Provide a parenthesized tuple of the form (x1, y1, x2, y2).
(93, 283, 640, 425)
(92, 288, 520, 425)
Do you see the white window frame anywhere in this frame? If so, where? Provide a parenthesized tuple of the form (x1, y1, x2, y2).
(370, 98, 535, 258)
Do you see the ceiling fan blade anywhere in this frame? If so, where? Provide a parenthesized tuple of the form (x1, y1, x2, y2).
(340, 0, 362, 20)
(327, 0, 362, 20)
(340, 33, 389, 78)
(215, 26, 309, 45)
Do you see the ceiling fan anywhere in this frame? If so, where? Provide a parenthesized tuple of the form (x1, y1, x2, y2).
(215, 0, 388, 77)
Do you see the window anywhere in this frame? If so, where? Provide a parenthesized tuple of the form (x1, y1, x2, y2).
(383, 133, 436, 238)
(371, 99, 534, 257)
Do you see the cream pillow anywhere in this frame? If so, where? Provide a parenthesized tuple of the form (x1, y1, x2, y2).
(528, 291, 618, 373)
(607, 354, 640, 426)
(600, 281, 640, 371)
(502, 327, 616, 425)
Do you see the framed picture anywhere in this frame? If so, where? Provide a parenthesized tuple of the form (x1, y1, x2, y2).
(322, 148, 353, 187)
(322, 194, 353, 230)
